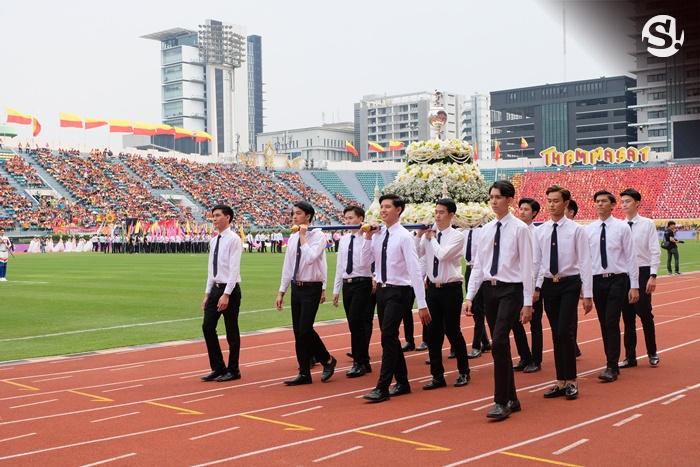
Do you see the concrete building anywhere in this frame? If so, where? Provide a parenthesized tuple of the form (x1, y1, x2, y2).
(461, 93, 492, 160)
(247, 35, 264, 152)
(490, 76, 637, 159)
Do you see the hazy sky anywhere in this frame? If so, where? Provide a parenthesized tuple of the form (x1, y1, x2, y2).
(1, 0, 634, 149)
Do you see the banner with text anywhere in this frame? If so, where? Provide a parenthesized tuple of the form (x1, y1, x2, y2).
(540, 146, 651, 167)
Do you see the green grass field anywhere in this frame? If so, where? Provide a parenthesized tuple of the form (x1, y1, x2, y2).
(1, 242, 699, 362)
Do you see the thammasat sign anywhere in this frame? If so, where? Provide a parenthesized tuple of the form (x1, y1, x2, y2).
(540, 146, 651, 167)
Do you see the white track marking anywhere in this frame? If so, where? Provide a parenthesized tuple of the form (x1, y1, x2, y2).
(79, 452, 136, 467)
(552, 438, 588, 455)
(0, 432, 36, 443)
(10, 399, 58, 409)
(613, 414, 642, 427)
(312, 446, 363, 463)
(183, 394, 224, 404)
(101, 385, 143, 393)
(189, 426, 239, 440)
(91, 412, 140, 423)
(661, 394, 686, 405)
(401, 420, 441, 433)
(280, 405, 322, 417)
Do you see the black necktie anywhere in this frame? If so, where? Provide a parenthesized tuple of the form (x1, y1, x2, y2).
(346, 234, 355, 275)
(600, 222, 608, 269)
(465, 229, 473, 262)
(432, 232, 442, 277)
(550, 223, 559, 276)
(381, 230, 389, 284)
(490, 222, 501, 276)
(213, 235, 221, 277)
(628, 221, 633, 229)
(292, 237, 301, 281)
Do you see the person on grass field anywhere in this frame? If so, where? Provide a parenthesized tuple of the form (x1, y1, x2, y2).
(276, 201, 337, 386)
(0, 227, 14, 282)
(200, 205, 243, 383)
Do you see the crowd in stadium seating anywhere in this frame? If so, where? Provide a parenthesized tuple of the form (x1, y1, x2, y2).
(0, 174, 31, 228)
(4, 156, 45, 187)
(334, 192, 363, 208)
(274, 172, 340, 223)
(119, 154, 173, 189)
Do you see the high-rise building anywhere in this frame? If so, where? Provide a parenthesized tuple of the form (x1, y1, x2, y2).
(256, 122, 355, 167)
(142, 19, 249, 156)
(354, 91, 464, 160)
(461, 93, 492, 160)
(247, 35, 264, 152)
(490, 76, 637, 159)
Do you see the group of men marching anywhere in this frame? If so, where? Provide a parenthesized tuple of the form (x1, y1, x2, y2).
(198, 181, 660, 421)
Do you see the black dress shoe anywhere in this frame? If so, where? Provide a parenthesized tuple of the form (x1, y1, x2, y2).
(482, 344, 492, 352)
(467, 349, 482, 359)
(486, 403, 511, 420)
(598, 368, 618, 382)
(363, 388, 390, 403)
(284, 374, 312, 386)
(321, 356, 337, 382)
(649, 354, 660, 367)
(416, 342, 428, 351)
(215, 371, 241, 382)
(544, 385, 567, 398)
(513, 360, 529, 371)
(402, 342, 416, 352)
(448, 350, 456, 359)
(346, 364, 366, 378)
(346, 352, 354, 359)
(422, 379, 447, 390)
(200, 371, 224, 382)
(454, 373, 471, 387)
(523, 362, 541, 373)
(389, 383, 411, 397)
(507, 399, 521, 412)
(575, 346, 582, 358)
(565, 384, 579, 400)
(362, 363, 372, 374)
(425, 358, 431, 365)
(619, 358, 637, 369)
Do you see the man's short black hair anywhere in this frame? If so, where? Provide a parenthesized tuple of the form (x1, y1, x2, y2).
(343, 205, 365, 219)
(436, 198, 457, 214)
(293, 201, 315, 222)
(379, 194, 406, 214)
(489, 180, 515, 198)
(546, 185, 571, 202)
(593, 190, 616, 204)
(667, 220, 676, 227)
(518, 197, 541, 216)
(567, 199, 579, 217)
(620, 188, 642, 202)
(211, 204, 234, 223)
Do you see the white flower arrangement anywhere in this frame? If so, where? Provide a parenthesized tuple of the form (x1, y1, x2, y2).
(406, 139, 473, 164)
(385, 161, 489, 204)
(365, 202, 494, 228)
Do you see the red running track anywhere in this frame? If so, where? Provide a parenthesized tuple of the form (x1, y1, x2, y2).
(1, 273, 699, 466)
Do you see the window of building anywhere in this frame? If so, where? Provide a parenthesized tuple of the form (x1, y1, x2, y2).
(687, 106, 700, 114)
(577, 98, 607, 106)
(688, 88, 700, 97)
(613, 122, 628, 130)
(648, 128, 667, 137)
(578, 124, 608, 133)
(687, 69, 700, 78)
(577, 111, 608, 120)
(613, 96, 627, 103)
(649, 91, 666, 100)
(648, 73, 666, 82)
(648, 110, 667, 118)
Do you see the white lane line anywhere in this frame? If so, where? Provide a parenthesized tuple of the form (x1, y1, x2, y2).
(243, 359, 277, 367)
(184, 394, 224, 404)
(33, 375, 73, 383)
(472, 403, 492, 411)
(102, 384, 143, 393)
(0, 432, 36, 443)
(179, 369, 210, 379)
(552, 438, 589, 455)
(189, 426, 240, 440)
(91, 412, 140, 423)
(79, 452, 136, 467)
(613, 414, 642, 427)
(281, 405, 322, 417)
(109, 364, 144, 372)
(528, 384, 551, 393)
(174, 355, 201, 361)
(10, 399, 58, 409)
(259, 381, 282, 388)
(0, 367, 16, 371)
(49, 358, 84, 364)
(312, 446, 363, 463)
(661, 394, 686, 405)
(401, 420, 441, 433)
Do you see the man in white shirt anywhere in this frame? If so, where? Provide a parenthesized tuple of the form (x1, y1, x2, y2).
(362, 194, 431, 403)
(276, 201, 337, 386)
(333, 206, 375, 378)
(464, 225, 491, 358)
(463, 180, 534, 421)
(200, 205, 244, 383)
(619, 188, 660, 368)
(0, 228, 13, 282)
(586, 190, 639, 383)
(535, 186, 593, 400)
(565, 199, 583, 359)
(417, 199, 470, 389)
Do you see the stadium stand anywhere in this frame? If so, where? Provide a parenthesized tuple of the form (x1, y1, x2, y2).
(311, 171, 357, 202)
(355, 171, 387, 199)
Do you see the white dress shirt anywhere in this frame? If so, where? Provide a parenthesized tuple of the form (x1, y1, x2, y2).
(627, 214, 661, 275)
(333, 231, 374, 295)
(535, 216, 593, 298)
(279, 229, 327, 293)
(528, 223, 541, 284)
(205, 229, 242, 295)
(585, 216, 639, 288)
(462, 227, 480, 266)
(466, 213, 534, 306)
(364, 223, 428, 309)
(417, 226, 465, 284)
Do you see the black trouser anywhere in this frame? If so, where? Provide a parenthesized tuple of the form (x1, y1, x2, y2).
(291, 283, 330, 376)
(542, 277, 581, 381)
(342, 280, 373, 366)
(667, 248, 679, 274)
(426, 284, 469, 379)
(375, 285, 414, 391)
(483, 282, 523, 405)
(402, 303, 415, 345)
(593, 274, 629, 371)
(623, 266, 657, 359)
(465, 266, 490, 350)
(202, 284, 241, 373)
(512, 297, 543, 364)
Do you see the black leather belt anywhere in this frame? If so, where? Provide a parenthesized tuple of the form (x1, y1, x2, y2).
(377, 283, 410, 288)
(593, 273, 627, 279)
(291, 281, 323, 287)
(343, 277, 372, 284)
(427, 280, 463, 289)
(214, 282, 227, 288)
(543, 274, 581, 284)
(483, 279, 522, 287)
